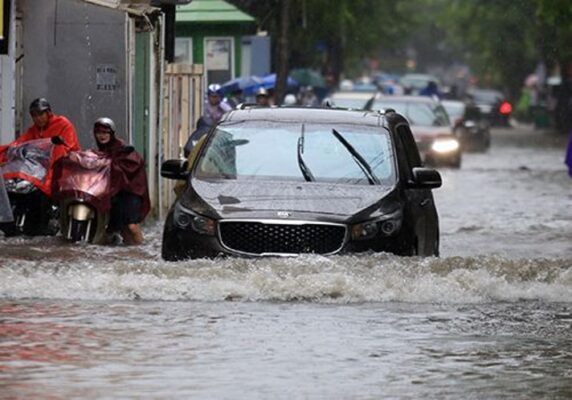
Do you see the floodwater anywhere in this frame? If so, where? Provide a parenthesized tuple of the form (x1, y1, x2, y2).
(1, 125, 571, 399)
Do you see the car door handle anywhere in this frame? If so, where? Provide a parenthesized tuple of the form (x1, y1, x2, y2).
(420, 199, 431, 207)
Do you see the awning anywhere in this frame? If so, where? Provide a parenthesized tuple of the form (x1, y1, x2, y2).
(176, 0, 255, 23)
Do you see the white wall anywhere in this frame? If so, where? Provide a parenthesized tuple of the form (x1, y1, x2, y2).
(22, 0, 129, 148)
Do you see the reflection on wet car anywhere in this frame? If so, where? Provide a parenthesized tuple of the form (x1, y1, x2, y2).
(160, 107, 442, 261)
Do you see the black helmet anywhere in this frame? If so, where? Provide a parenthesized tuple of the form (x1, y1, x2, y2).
(93, 117, 116, 134)
(29, 98, 51, 114)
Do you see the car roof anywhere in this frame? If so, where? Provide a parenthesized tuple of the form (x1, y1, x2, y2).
(441, 99, 466, 108)
(372, 95, 440, 104)
(222, 106, 385, 127)
(467, 87, 504, 96)
(330, 91, 376, 99)
(400, 73, 441, 83)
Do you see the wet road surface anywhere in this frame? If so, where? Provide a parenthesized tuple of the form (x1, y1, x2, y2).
(0, 124, 571, 399)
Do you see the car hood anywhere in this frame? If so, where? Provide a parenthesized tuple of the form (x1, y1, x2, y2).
(189, 178, 396, 222)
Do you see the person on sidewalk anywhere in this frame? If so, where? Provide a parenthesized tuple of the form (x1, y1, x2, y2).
(93, 118, 150, 245)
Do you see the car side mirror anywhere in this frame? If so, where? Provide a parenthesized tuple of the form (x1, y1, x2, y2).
(161, 159, 189, 180)
(409, 167, 442, 189)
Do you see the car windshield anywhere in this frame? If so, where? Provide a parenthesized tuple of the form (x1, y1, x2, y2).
(372, 100, 450, 127)
(442, 101, 465, 120)
(194, 121, 396, 186)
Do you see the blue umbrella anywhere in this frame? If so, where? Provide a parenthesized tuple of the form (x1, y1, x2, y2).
(220, 76, 263, 95)
(259, 73, 298, 91)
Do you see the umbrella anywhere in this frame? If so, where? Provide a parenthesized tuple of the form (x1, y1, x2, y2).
(259, 73, 298, 91)
(289, 68, 326, 88)
(220, 76, 263, 95)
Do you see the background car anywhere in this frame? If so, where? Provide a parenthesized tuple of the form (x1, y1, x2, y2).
(328, 90, 375, 109)
(399, 73, 442, 95)
(442, 99, 491, 151)
(366, 95, 462, 168)
(160, 107, 442, 261)
(466, 87, 512, 127)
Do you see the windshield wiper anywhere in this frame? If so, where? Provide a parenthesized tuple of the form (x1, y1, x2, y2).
(331, 129, 380, 185)
(297, 124, 315, 182)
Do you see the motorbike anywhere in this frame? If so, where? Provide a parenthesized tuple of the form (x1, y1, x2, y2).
(53, 149, 113, 243)
(0, 138, 60, 236)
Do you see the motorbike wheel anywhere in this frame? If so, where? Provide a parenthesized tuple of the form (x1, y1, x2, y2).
(69, 219, 90, 242)
(0, 222, 19, 237)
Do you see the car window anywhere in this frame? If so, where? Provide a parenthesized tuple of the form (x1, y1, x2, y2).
(442, 102, 465, 120)
(195, 121, 396, 186)
(433, 105, 451, 126)
(469, 90, 503, 103)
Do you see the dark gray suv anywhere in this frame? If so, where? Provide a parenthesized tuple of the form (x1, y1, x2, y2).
(160, 107, 442, 261)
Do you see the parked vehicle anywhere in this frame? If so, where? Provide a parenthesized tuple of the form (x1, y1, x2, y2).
(366, 95, 462, 168)
(160, 107, 442, 261)
(53, 150, 112, 243)
(0, 138, 60, 236)
(466, 87, 512, 127)
(442, 99, 491, 151)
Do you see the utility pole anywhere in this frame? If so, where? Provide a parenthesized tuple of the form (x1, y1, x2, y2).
(274, 0, 290, 105)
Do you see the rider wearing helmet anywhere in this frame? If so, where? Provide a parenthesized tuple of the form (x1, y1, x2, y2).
(255, 87, 271, 107)
(0, 97, 80, 195)
(203, 83, 232, 126)
(93, 117, 150, 245)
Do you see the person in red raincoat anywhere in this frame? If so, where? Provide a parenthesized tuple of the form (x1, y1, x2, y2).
(93, 117, 150, 245)
(0, 98, 80, 196)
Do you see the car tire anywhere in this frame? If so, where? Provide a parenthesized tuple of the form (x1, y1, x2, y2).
(161, 221, 194, 261)
(162, 229, 182, 261)
(0, 222, 19, 237)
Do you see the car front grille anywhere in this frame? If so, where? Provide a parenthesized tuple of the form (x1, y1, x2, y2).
(219, 220, 347, 256)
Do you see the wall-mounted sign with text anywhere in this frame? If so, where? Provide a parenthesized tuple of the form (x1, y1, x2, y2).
(96, 64, 118, 91)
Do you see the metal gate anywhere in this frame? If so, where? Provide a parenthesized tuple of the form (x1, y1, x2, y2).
(160, 63, 203, 218)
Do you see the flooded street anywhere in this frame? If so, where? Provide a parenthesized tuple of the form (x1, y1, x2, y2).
(1, 125, 571, 399)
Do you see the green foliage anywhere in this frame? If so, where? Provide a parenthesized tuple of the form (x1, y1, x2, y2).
(228, 0, 572, 97)
(433, 0, 539, 96)
(228, 0, 417, 75)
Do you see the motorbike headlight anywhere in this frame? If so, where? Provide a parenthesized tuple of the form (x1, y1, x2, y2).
(5, 179, 35, 194)
(431, 138, 460, 154)
(174, 202, 216, 236)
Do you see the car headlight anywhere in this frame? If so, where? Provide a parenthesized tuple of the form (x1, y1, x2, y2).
(174, 202, 216, 236)
(431, 138, 460, 153)
(351, 214, 402, 240)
